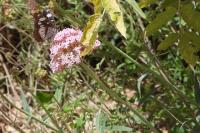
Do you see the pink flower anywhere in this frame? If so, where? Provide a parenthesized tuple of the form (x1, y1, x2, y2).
(50, 28, 101, 72)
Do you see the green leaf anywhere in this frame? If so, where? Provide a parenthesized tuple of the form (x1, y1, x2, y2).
(181, 4, 200, 32)
(139, 0, 158, 8)
(157, 33, 179, 50)
(130, 111, 144, 124)
(36, 91, 54, 104)
(179, 36, 198, 65)
(194, 75, 200, 105)
(20, 90, 31, 115)
(75, 115, 85, 128)
(182, 32, 200, 50)
(161, 0, 178, 8)
(145, 6, 177, 36)
(81, 14, 102, 56)
(54, 88, 62, 103)
(90, 0, 103, 13)
(137, 73, 148, 98)
(62, 104, 73, 113)
(81, 0, 103, 56)
(95, 110, 107, 133)
(106, 125, 133, 132)
(62, 94, 85, 113)
(125, 0, 146, 19)
(103, 0, 127, 38)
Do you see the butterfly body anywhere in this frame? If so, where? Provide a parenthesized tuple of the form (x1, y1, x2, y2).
(33, 7, 57, 42)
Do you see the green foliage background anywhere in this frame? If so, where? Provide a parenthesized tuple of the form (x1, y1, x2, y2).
(1, 0, 200, 133)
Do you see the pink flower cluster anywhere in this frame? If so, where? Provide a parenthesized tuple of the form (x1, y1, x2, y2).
(50, 28, 101, 72)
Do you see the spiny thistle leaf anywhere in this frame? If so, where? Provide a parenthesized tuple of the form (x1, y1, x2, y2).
(145, 6, 177, 36)
(102, 0, 127, 38)
(181, 4, 200, 32)
(80, 0, 103, 56)
(125, 0, 146, 19)
(157, 33, 179, 50)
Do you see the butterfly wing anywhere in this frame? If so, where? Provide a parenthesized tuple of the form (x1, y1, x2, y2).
(45, 27, 58, 40)
(33, 7, 57, 42)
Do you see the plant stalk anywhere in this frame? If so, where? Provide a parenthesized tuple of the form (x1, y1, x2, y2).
(80, 62, 160, 133)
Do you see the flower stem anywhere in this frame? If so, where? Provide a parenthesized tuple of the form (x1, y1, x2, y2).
(104, 39, 195, 105)
(80, 62, 160, 133)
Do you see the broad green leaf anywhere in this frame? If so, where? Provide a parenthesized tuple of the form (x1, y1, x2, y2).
(102, 0, 127, 38)
(182, 32, 200, 50)
(81, 14, 102, 56)
(162, 0, 194, 8)
(145, 6, 177, 36)
(139, 0, 158, 8)
(181, 4, 200, 32)
(157, 33, 179, 50)
(125, 0, 146, 19)
(90, 0, 103, 13)
(161, 0, 192, 8)
(161, 0, 178, 8)
(170, 127, 185, 133)
(81, 0, 103, 56)
(106, 125, 133, 132)
(179, 36, 198, 65)
(36, 91, 54, 104)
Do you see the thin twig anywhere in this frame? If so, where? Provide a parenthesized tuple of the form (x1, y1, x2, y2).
(0, 108, 26, 133)
(0, 54, 20, 100)
(0, 33, 18, 52)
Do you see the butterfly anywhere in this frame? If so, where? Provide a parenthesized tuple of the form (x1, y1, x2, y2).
(33, 7, 58, 42)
